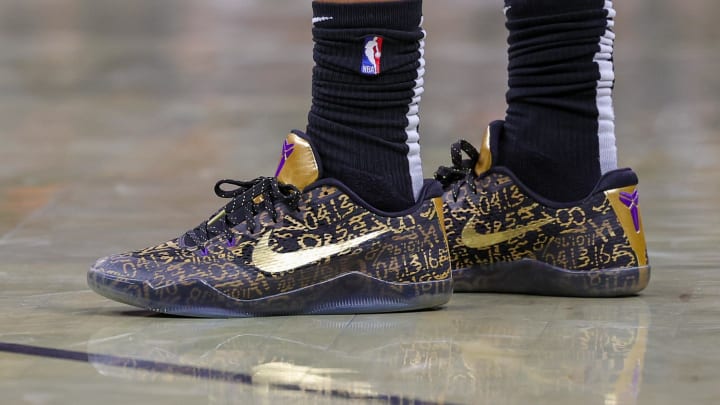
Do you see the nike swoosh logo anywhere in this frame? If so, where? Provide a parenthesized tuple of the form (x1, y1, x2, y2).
(461, 216, 555, 249)
(312, 16, 334, 24)
(252, 229, 388, 274)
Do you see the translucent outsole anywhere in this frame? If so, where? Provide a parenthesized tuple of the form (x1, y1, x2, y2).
(452, 259, 650, 297)
(87, 268, 453, 318)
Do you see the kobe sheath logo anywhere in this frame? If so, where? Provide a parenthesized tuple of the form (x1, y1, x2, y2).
(361, 36, 383, 76)
(252, 230, 388, 274)
(274, 140, 295, 177)
(619, 189, 641, 233)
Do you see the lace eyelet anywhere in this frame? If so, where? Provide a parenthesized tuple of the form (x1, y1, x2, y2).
(182, 177, 303, 253)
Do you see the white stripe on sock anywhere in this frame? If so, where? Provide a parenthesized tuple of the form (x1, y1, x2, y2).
(596, 0, 617, 173)
(406, 19, 426, 201)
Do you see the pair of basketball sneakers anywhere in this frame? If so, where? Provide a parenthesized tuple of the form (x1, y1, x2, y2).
(88, 120, 649, 317)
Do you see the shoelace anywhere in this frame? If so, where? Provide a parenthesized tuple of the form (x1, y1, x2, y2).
(434, 140, 480, 201)
(181, 177, 301, 255)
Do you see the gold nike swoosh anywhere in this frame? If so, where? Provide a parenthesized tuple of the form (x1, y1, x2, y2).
(461, 216, 555, 249)
(252, 229, 388, 274)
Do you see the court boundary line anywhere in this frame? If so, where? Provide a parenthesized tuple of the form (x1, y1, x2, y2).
(0, 341, 456, 405)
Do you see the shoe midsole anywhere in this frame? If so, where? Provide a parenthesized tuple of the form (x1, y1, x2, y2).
(88, 269, 453, 317)
(452, 259, 650, 297)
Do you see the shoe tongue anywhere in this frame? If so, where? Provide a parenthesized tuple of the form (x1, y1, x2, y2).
(274, 130, 321, 190)
(179, 130, 320, 249)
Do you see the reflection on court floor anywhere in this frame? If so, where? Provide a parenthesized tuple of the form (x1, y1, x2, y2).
(85, 299, 649, 404)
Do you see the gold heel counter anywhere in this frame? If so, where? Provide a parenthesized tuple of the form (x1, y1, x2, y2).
(432, 196, 453, 277)
(432, 197, 449, 247)
(605, 186, 648, 268)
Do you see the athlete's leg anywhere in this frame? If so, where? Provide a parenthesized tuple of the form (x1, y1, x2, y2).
(88, 0, 452, 316)
(435, 0, 649, 297)
(309, 0, 426, 211)
(500, 0, 617, 202)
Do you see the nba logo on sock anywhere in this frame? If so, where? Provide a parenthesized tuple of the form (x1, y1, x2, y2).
(361, 36, 383, 76)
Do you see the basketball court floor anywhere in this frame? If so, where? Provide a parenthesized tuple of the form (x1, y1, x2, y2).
(1, 1, 718, 404)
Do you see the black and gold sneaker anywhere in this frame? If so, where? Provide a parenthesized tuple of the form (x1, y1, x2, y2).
(435, 121, 649, 297)
(88, 130, 452, 317)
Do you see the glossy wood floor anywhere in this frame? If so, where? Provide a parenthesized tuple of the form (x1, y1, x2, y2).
(1, 1, 718, 404)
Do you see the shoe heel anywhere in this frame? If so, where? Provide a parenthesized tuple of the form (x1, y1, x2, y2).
(605, 185, 649, 279)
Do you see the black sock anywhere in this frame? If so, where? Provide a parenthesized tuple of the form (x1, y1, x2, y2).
(308, 0, 425, 212)
(500, 0, 617, 201)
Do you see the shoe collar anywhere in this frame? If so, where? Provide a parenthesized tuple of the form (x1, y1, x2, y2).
(473, 120, 503, 177)
(274, 130, 322, 191)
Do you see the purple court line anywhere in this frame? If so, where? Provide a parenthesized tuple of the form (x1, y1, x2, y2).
(0, 342, 456, 405)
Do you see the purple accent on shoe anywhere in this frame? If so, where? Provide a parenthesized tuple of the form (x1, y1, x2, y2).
(198, 247, 209, 257)
(274, 140, 296, 177)
(619, 190, 640, 233)
(226, 237, 235, 247)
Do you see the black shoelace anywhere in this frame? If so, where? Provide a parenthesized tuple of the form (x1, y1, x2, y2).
(181, 177, 301, 254)
(434, 140, 480, 202)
